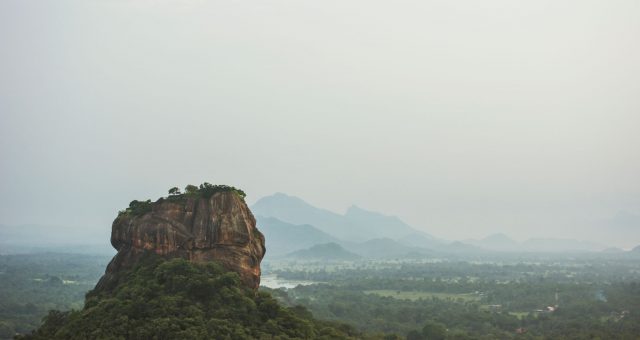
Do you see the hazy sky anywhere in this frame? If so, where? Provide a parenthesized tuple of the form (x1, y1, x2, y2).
(1, 0, 639, 248)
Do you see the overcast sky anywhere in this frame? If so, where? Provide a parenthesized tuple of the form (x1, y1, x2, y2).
(1, 0, 639, 248)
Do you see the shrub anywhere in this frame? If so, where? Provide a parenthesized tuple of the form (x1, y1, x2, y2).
(118, 200, 152, 217)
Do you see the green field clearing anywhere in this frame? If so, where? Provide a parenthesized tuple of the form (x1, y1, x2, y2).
(509, 312, 530, 319)
(363, 290, 480, 302)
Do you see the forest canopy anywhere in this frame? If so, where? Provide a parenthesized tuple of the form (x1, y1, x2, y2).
(19, 256, 358, 340)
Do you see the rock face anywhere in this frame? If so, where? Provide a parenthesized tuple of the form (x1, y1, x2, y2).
(95, 192, 266, 290)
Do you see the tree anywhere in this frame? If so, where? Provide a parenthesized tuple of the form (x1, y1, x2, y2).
(422, 320, 446, 340)
(129, 200, 152, 215)
(184, 185, 198, 194)
(406, 330, 425, 340)
(168, 187, 181, 196)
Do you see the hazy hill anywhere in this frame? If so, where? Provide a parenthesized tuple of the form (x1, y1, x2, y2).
(251, 193, 351, 238)
(343, 205, 421, 240)
(464, 234, 610, 253)
(287, 242, 361, 261)
(601, 247, 625, 253)
(347, 238, 432, 259)
(521, 238, 605, 252)
(396, 232, 443, 249)
(465, 233, 519, 252)
(480, 234, 518, 250)
(251, 193, 432, 242)
(256, 216, 338, 258)
(440, 241, 487, 254)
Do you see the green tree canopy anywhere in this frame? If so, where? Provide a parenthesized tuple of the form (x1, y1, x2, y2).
(19, 256, 358, 340)
(184, 184, 198, 194)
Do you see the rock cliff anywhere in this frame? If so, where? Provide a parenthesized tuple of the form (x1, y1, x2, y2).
(95, 189, 265, 290)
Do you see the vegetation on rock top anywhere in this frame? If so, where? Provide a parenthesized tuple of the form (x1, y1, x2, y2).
(169, 182, 247, 199)
(118, 182, 247, 217)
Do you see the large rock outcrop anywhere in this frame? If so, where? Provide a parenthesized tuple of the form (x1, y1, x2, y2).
(95, 191, 266, 290)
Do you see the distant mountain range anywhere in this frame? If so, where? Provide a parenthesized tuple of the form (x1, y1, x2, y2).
(254, 215, 440, 260)
(252, 194, 501, 259)
(252, 193, 435, 242)
(255, 216, 338, 258)
(346, 238, 432, 259)
(521, 238, 605, 252)
(286, 242, 361, 261)
(465, 233, 608, 253)
(3, 194, 630, 259)
(252, 193, 448, 259)
(252, 193, 628, 260)
(465, 233, 519, 252)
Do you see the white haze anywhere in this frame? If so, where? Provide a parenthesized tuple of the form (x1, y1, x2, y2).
(0, 0, 639, 248)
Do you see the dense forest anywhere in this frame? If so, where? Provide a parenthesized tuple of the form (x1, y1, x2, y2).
(2, 253, 640, 339)
(267, 256, 640, 339)
(16, 255, 360, 339)
(0, 254, 109, 338)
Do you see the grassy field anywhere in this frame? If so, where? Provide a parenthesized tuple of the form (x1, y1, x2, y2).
(508, 312, 530, 319)
(363, 290, 480, 302)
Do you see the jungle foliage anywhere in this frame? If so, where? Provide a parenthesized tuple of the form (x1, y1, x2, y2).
(18, 257, 358, 340)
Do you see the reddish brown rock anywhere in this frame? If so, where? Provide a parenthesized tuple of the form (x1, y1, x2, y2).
(95, 192, 265, 290)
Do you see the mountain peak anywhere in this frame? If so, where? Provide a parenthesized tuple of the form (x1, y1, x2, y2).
(271, 192, 297, 199)
(253, 193, 318, 211)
